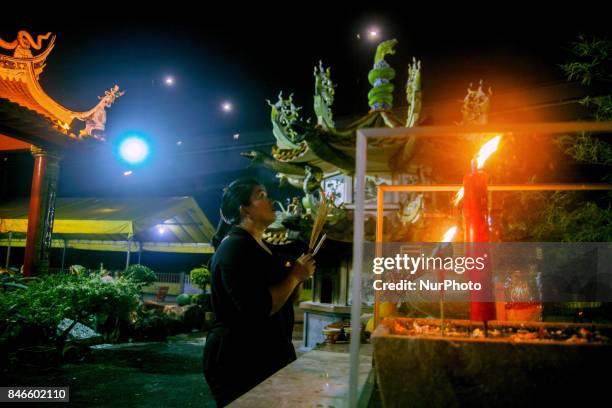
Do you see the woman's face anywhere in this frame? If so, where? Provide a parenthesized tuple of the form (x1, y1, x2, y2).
(242, 185, 276, 226)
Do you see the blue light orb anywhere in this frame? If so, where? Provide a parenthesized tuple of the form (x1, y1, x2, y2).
(119, 137, 149, 164)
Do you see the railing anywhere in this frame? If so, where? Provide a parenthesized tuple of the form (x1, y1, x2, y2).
(154, 272, 183, 284)
(155, 272, 202, 295)
(182, 273, 203, 295)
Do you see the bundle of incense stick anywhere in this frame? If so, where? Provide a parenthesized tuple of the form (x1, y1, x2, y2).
(309, 191, 330, 252)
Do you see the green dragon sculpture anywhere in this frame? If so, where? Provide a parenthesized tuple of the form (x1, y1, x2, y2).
(240, 39, 443, 244)
(314, 61, 335, 130)
(243, 39, 424, 231)
(406, 57, 421, 127)
(244, 39, 423, 177)
(368, 39, 398, 110)
(267, 92, 303, 149)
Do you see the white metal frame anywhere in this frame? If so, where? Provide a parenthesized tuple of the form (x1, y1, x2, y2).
(348, 122, 612, 407)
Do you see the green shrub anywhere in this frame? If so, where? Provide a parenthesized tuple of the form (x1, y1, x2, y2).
(190, 266, 210, 290)
(69, 265, 87, 276)
(191, 293, 212, 311)
(0, 273, 141, 351)
(123, 264, 157, 286)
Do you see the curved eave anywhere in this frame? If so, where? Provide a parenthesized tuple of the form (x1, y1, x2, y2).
(270, 110, 410, 175)
(0, 72, 75, 126)
(0, 97, 89, 150)
(0, 40, 102, 132)
(272, 142, 313, 162)
(25, 65, 75, 125)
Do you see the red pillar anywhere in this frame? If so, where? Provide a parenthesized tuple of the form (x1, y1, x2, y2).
(23, 147, 60, 277)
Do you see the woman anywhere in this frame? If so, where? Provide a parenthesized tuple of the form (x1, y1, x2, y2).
(203, 178, 315, 406)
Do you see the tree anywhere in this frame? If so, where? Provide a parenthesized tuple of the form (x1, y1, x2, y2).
(123, 264, 156, 287)
(501, 35, 612, 243)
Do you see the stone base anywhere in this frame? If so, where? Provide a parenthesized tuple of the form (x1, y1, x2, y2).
(372, 317, 612, 407)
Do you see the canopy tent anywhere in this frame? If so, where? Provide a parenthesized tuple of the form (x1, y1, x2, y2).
(0, 197, 215, 255)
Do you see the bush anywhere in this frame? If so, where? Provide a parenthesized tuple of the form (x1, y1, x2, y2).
(0, 273, 141, 353)
(190, 266, 211, 290)
(69, 265, 87, 276)
(0, 270, 214, 365)
(191, 293, 212, 311)
(123, 264, 157, 286)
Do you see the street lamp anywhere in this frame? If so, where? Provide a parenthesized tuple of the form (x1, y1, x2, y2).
(119, 137, 149, 165)
(221, 101, 233, 113)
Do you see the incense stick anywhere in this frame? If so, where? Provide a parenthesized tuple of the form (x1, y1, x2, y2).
(309, 191, 329, 251)
(312, 234, 327, 256)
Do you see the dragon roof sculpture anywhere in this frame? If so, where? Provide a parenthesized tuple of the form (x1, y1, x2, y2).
(244, 39, 423, 190)
(243, 39, 492, 245)
(0, 31, 123, 142)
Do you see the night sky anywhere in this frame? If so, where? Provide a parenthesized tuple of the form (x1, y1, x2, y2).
(1, 8, 610, 223)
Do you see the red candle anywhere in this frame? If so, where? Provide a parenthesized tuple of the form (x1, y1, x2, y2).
(463, 161, 496, 322)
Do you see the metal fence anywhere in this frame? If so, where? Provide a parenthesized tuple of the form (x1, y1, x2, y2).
(154, 272, 202, 295)
(154, 272, 183, 284)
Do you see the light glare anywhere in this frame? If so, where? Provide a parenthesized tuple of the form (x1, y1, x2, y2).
(222, 102, 233, 112)
(119, 137, 149, 164)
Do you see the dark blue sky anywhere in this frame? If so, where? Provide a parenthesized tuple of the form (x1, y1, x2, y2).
(1, 8, 610, 222)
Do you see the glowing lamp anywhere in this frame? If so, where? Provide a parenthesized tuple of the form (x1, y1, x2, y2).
(119, 137, 149, 164)
(222, 102, 233, 112)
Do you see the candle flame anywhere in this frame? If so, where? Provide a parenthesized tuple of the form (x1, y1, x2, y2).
(453, 187, 464, 206)
(442, 226, 458, 242)
(476, 135, 501, 169)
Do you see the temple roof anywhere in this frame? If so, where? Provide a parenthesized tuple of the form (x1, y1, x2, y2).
(0, 97, 82, 149)
(0, 31, 122, 146)
(269, 109, 411, 174)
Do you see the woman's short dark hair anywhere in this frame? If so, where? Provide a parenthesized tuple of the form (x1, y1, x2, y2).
(212, 178, 262, 249)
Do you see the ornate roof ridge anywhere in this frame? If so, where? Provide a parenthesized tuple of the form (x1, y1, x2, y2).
(0, 31, 122, 141)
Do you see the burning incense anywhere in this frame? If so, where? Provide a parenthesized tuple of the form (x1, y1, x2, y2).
(439, 226, 458, 335)
(312, 234, 327, 256)
(309, 191, 330, 252)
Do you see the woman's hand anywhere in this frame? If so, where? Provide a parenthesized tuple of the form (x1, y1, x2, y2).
(292, 253, 316, 282)
(269, 254, 315, 316)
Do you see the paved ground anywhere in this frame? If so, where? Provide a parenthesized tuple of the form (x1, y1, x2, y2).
(2, 315, 307, 408)
(2, 333, 215, 408)
(1, 306, 326, 408)
(1, 329, 383, 407)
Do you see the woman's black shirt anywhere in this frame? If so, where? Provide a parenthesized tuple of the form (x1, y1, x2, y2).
(203, 226, 296, 406)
